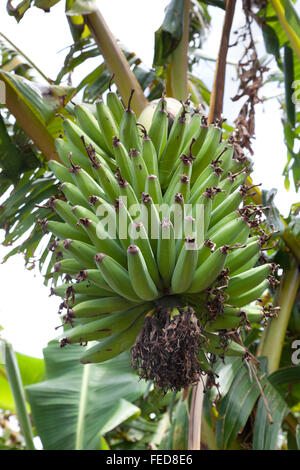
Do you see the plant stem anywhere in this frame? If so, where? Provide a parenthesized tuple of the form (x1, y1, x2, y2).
(2, 341, 35, 450)
(257, 258, 300, 373)
(84, 10, 148, 116)
(168, 0, 190, 101)
(208, 0, 236, 124)
(270, 0, 300, 62)
(188, 378, 206, 449)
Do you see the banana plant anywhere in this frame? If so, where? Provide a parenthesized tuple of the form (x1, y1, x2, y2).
(0, 0, 299, 451)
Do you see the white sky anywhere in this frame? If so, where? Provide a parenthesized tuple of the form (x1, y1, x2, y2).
(0, 0, 299, 357)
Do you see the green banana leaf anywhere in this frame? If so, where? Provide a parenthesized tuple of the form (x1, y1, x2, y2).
(0, 70, 74, 127)
(268, 365, 300, 409)
(199, 0, 225, 9)
(0, 62, 75, 270)
(26, 341, 147, 450)
(165, 398, 188, 450)
(262, 188, 286, 234)
(153, 0, 210, 67)
(252, 365, 300, 450)
(215, 359, 269, 449)
(153, 0, 185, 66)
(253, 382, 289, 450)
(215, 360, 300, 450)
(0, 348, 45, 411)
(258, 1, 300, 189)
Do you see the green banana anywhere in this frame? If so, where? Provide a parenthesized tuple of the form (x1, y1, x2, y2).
(129, 148, 149, 196)
(212, 170, 246, 210)
(62, 239, 98, 268)
(53, 258, 82, 275)
(226, 264, 272, 298)
(80, 311, 147, 364)
(159, 105, 188, 187)
(127, 245, 159, 301)
(192, 192, 214, 238)
(210, 217, 250, 250)
(148, 96, 168, 158)
(119, 90, 142, 152)
(171, 237, 198, 293)
(45, 220, 90, 244)
(51, 199, 86, 234)
(69, 163, 104, 200)
(70, 296, 137, 318)
(231, 252, 260, 275)
(228, 279, 269, 307)
(218, 143, 234, 175)
(145, 174, 162, 206)
(188, 246, 229, 293)
(189, 119, 208, 155)
(106, 90, 125, 126)
(129, 221, 161, 288)
(75, 269, 113, 292)
(48, 160, 74, 184)
(63, 118, 112, 169)
(198, 217, 249, 267)
(207, 211, 239, 239)
(77, 217, 127, 266)
(140, 129, 159, 177)
(63, 303, 151, 344)
(88, 194, 116, 222)
(95, 98, 119, 153)
(52, 280, 111, 299)
(163, 152, 193, 205)
(180, 110, 203, 156)
(60, 182, 90, 209)
(71, 204, 100, 224)
(206, 305, 263, 331)
(113, 137, 134, 185)
(157, 219, 176, 287)
(55, 138, 93, 174)
(90, 161, 120, 203)
(166, 174, 190, 207)
(190, 167, 222, 205)
(74, 104, 111, 156)
(94, 253, 142, 302)
(191, 124, 222, 184)
(225, 237, 260, 273)
(209, 186, 244, 227)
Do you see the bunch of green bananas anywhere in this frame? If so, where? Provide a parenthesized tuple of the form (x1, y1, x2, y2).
(44, 90, 278, 390)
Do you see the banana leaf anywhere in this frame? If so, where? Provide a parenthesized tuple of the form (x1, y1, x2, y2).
(0, 348, 45, 411)
(215, 359, 300, 450)
(253, 382, 289, 450)
(26, 342, 147, 450)
(258, 1, 300, 189)
(215, 359, 269, 449)
(6, 0, 61, 21)
(165, 398, 189, 450)
(252, 365, 300, 450)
